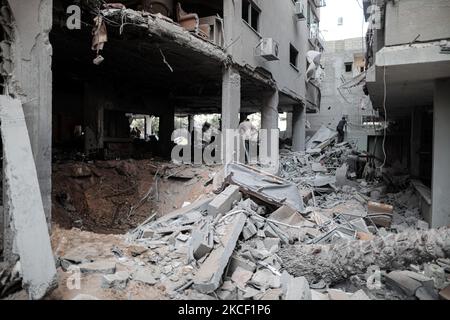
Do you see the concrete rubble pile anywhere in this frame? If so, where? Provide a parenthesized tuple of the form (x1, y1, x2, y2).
(52, 131, 448, 300)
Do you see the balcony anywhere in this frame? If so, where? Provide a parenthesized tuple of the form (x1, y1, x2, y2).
(309, 27, 325, 51)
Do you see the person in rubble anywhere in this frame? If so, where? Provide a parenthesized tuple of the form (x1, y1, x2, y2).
(239, 117, 258, 164)
(336, 116, 348, 143)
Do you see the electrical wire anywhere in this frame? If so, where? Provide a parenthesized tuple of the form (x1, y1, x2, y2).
(377, 65, 388, 170)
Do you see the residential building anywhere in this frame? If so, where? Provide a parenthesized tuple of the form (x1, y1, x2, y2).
(0, 0, 323, 262)
(308, 37, 376, 152)
(363, 0, 450, 227)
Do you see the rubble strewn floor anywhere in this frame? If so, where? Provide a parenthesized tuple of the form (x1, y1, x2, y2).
(2, 140, 449, 300)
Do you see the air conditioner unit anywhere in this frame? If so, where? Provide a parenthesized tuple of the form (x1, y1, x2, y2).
(258, 38, 280, 61)
(294, 0, 307, 20)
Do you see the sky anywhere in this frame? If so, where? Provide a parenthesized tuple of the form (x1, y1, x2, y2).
(319, 0, 368, 41)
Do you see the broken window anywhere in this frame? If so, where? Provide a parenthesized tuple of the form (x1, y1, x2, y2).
(290, 44, 299, 69)
(242, 0, 261, 32)
(344, 62, 353, 73)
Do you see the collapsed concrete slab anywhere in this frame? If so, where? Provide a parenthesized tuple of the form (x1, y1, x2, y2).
(0, 96, 57, 299)
(207, 185, 241, 216)
(193, 212, 247, 293)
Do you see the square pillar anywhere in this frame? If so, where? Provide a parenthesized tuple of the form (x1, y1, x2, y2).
(260, 89, 279, 173)
(221, 66, 241, 163)
(5, 0, 53, 230)
(410, 107, 422, 178)
(159, 103, 175, 159)
(431, 78, 450, 228)
(292, 104, 306, 152)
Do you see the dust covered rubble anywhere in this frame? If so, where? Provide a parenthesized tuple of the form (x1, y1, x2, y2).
(51, 134, 448, 301)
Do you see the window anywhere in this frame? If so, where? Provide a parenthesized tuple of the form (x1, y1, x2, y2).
(242, 0, 261, 32)
(337, 17, 343, 26)
(290, 44, 299, 68)
(344, 62, 353, 73)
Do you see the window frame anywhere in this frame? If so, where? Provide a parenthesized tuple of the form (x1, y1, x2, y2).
(242, 0, 261, 33)
(289, 43, 299, 71)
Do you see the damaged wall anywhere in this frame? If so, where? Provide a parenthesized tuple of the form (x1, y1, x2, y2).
(1, 0, 53, 232)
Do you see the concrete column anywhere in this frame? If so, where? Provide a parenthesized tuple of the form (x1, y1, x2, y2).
(410, 107, 422, 178)
(159, 102, 175, 158)
(83, 80, 104, 152)
(5, 0, 53, 227)
(223, 0, 242, 58)
(188, 114, 195, 133)
(285, 112, 293, 139)
(292, 104, 306, 152)
(260, 89, 280, 173)
(221, 66, 241, 163)
(431, 78, 450, 228)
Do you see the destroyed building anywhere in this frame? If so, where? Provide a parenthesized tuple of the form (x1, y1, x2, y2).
(0, 0, 449, 303)
(308, 37, 378, 152)
(363, 0, 450, 228)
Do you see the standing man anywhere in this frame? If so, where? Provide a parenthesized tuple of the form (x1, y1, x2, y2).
(239, 117, 258, 163)
(336, 117, 347, 143)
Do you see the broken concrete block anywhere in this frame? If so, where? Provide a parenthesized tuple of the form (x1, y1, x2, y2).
(263, 224, 278, 238)
(193, 213, 247, 293)
(79, 261, 116, 274)
(101, 271, 129, 290)
(228, 255, 257, 275)
(0, 96, 57, 300)
(439, 284, 450, 300)
(260, 288, 282, 300)
(263, 238, 280, 252)
(207, 185, 241, 216)
(311, 289, 329, 300)
(312, 162, 327, 173)
(242, 286, 260, 299)
(384, 270, 422, 296)
(415, 286, 439, 300)
(251, 269, 280, 289)
(242, 220, 258, 240)
(416, 220, 429, 231)
(350, 289, 370, 300)
(190, 228, 214, 260)
(128, 245, 148, 257)
(328, 289, 351, 300)
(424, 263, 447, 289)
(133, 267, 158, 285)
(231, 266, 253, 289)
(281, 271, 311, 300)
(72, 294, 99, 300)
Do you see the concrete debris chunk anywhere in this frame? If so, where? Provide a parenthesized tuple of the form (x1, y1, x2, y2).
(101, 271, 130, 290)
(311, 289, 329, 300)
(79, 261, 116, 275)
(242, 220, 258, 240)
(350, 289, 371, 300)
(231, 266, 253, 289)
(281, 271, 311, 300)
(193, 212, 247, 293)
(328, 289, 351, 300)
(207, 185, 242, 216)
(72, 294, 99, 300)
(228, 255, 257, 274)
(385, 270, 423, 296)
(0, 96, 57, 300)
(132, 267, 159, 285)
